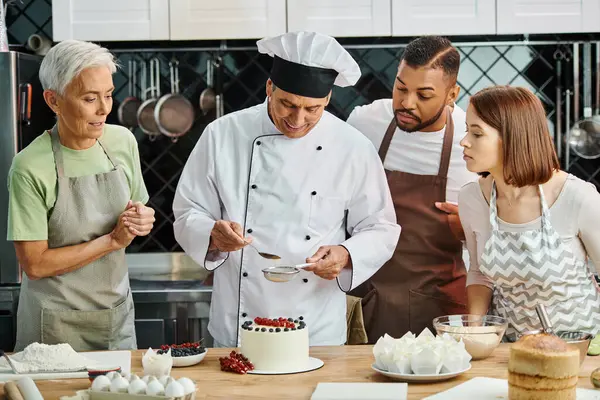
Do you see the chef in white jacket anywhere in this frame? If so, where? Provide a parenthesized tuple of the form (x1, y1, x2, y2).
(173, 31, 400, 347)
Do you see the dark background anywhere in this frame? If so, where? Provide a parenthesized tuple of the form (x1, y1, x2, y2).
(6, 0, 600, 253)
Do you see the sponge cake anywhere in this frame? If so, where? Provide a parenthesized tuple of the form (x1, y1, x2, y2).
(508, 333, 580, 400)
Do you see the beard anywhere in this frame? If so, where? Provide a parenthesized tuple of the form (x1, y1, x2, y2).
(394, 103, 447, 133)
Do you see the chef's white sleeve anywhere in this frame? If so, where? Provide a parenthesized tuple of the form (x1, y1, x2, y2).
(173, 125, 228, 270)
(337, 145, 401, 292)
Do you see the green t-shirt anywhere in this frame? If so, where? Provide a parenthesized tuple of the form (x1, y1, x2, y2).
(7, 124, 149, 241)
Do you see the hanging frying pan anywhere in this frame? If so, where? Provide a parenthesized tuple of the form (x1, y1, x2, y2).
(199, 57, 216, 115)
(118, 59, 142, 130)
(137, 57, 162, 141)
(214, 56, 225, 119)
(154, 59, 195, 142)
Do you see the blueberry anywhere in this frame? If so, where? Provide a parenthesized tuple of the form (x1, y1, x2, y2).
(276, 328, 281, 332)
(284, 328, 289, 332)
(292, 328, 296, 331)
(261, 328, 266, 332)
(255, 328, 259, 331)
(269, 328, 274, 332)
(287, 318, 293, 322)
(299, 316, 304, 321)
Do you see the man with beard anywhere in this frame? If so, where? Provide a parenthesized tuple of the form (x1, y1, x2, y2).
(347, 36, 478, 342)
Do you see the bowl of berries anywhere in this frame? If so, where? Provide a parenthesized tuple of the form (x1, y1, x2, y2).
(157, 341, 207, 367)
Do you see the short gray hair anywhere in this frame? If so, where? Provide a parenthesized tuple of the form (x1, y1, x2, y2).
(39, 40, 118, 95)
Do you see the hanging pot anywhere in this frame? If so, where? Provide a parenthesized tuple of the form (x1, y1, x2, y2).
(154, 59, 195, 143)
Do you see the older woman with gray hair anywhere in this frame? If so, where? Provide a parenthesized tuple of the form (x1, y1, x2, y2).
(7, 40, 154, 351)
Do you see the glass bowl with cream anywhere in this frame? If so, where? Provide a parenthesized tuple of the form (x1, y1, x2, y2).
(433, 314, 508, 360)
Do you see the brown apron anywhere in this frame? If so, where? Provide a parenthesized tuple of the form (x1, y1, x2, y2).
(350, 107, 467, 343)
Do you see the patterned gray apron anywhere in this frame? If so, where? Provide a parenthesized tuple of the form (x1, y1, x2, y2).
(14, 126, 137, 352)
(479, 181, 600, 341)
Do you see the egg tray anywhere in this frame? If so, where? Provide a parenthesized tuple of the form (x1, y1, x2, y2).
(90, 391, 195, 400)
(60, 390, 195, 400)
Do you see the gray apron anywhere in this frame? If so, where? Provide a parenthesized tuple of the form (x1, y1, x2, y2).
(479, 181, 600, 341)
(14, 126, 137, 352)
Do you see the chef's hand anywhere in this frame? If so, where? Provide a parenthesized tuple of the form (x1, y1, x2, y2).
(121, 201, 155, 236)
(208, 220, 250, 252)
(110, 212, 136, 249)
(435, 202, 465, 241)
(304, 245, 351, 280)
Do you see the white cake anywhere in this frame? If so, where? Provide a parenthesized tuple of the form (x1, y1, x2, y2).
(240, 317, 309, 372)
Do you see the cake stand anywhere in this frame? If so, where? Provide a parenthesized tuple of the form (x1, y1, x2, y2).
(247, 357, 324, 375)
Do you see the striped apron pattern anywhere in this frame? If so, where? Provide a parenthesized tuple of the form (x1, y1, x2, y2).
(479, 181, 600, 341)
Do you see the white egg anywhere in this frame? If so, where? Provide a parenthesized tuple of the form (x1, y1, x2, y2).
(90, 375, 111, 392)
(129, 374, 140, 382)
(141, 375, 152, 384)
(127, 378, 147, 395)
(120, 372, 132, 381)
(177, 377, 196, 395)
(105, 371, 120, 381)
(109, 376, 130, 393)
(158, 375, 172, 387)
(165, 380, 185, 397)
(146, 380, 165, 396)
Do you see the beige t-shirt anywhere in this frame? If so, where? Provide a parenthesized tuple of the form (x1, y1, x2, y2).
(459, 174, 600, 288)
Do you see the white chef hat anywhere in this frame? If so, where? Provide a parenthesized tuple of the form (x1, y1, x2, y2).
(257, 31, 361, 98)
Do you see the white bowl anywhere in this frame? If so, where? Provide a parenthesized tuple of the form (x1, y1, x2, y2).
(172, 350, 207, 367)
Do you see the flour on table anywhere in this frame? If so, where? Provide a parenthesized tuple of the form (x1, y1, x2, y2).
(0, 342, 100, 373)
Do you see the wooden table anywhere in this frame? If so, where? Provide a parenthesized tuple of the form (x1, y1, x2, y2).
(2, 344, 599, 399)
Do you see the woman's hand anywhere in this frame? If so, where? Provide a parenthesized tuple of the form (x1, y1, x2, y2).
(121, 201, 155, 236)
(110, 212, 136, 249)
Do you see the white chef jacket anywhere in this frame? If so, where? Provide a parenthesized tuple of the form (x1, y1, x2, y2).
(173, 100, 400, 347)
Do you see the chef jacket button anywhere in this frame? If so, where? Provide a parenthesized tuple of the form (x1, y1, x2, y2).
(243, 272, 248, 277)
(303, 278, 308, 283)
(305, 235, 311, 240)
(247, 228, 253, 233)
(311, 191, 317, 196)
(256, 141, 262, 146)
(317, 146, 322, 151)
(251, 184, 257, 189)
(242, 312, 247, 317)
